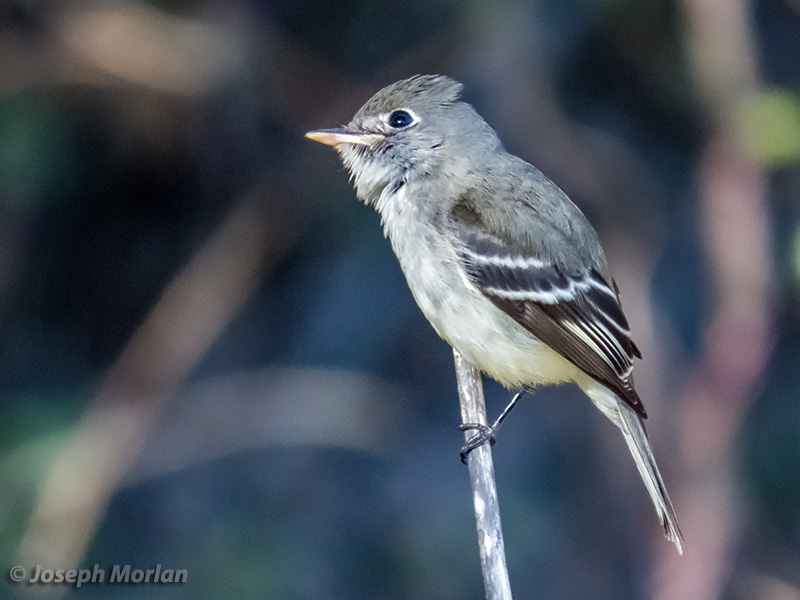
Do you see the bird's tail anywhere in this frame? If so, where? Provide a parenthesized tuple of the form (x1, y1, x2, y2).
(581, 382, 684, 554)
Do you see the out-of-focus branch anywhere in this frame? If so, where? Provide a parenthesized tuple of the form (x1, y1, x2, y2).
(0, 0, 245, 98)
(16, 191, 292, 586)
(121, 366, 407, 486)
(654, 1, 775, 599)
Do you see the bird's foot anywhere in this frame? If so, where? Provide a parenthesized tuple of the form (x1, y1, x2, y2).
(458, 423, 497, 464)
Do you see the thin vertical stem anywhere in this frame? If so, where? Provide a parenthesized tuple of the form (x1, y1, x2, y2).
(453, 349, 514, 600)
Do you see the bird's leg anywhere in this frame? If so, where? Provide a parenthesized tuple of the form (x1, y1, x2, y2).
(459, 389, 525, 463)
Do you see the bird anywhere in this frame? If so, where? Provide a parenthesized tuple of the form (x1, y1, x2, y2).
(306, 74, 683, 553)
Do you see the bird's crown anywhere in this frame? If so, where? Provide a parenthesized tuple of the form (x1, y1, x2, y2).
(355, 74, 463, 118)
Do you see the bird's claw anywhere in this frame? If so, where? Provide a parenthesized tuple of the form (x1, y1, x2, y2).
(458, 422, 497, 464)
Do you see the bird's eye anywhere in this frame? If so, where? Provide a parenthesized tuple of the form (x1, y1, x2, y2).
(389, 110, 414, 128)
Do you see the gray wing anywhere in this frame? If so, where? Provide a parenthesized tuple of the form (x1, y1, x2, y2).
(448, 193, 646, 418)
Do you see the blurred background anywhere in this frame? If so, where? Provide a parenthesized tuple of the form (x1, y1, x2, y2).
(0, 0, 799, 598)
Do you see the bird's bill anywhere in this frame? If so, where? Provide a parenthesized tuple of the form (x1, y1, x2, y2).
(305, 128, 382, 147)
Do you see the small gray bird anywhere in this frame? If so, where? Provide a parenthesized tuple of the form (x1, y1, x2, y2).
(306, 74, 682, 552)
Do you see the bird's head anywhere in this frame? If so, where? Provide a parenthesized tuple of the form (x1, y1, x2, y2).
(306, 75, 502, 206)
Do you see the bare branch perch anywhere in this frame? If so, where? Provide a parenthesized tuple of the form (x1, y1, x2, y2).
(453, 349, 513, 600)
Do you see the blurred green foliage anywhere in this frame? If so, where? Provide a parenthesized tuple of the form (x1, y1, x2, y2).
(737, 88, 800, 165)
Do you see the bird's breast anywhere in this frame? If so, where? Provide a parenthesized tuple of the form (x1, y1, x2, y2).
(377, 184, 581, 388)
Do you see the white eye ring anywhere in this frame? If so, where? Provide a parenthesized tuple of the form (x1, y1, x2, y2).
(385, 108, 419, 129)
